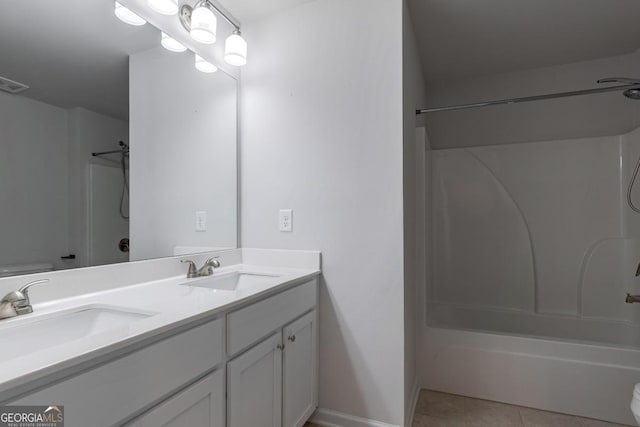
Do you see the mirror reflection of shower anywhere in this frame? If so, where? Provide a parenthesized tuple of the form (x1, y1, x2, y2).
(92, 141, 130, 220)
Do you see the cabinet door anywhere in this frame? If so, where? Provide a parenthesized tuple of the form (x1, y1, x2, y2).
(283, 311, 317, 427)
(227, 332, 283, 427)
(126, 369, 224, 427)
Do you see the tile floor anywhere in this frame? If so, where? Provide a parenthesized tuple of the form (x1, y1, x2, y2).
(303, 390, 631, 426)
(413, 390, 628, 427)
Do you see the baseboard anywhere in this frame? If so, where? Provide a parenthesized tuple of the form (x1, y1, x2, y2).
(405, 382, 420, 427)
(310, 408, 402, 427)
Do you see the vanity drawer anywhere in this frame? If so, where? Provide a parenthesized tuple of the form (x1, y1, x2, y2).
(226, 280, 317, 356)
(11, 318, 223, 427)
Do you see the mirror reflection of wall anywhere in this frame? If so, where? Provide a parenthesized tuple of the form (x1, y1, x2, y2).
(0, 0, 238, 278)
(129, 47, 238, 261)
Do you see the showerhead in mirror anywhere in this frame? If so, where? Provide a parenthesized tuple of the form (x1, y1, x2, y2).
(623, 88, 640, 100)
(597, 77, 640, 100)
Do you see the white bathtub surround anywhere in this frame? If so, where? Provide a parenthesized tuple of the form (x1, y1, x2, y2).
(0, 248, 320, 402)
(631, 384, 640, 425)
(421, 327, 640, 426)
(420, 124, 640, 424)
(429, 127, 640, 340)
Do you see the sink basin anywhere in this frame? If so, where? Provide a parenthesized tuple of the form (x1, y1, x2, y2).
(185, 271, 282, 291)
(0, 305, 154, 363)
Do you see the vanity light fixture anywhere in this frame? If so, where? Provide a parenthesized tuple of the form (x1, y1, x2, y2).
(189, 1, 217, 44)
(224, 30, 247, 66)
(114, 1, 147, 26)
(147, 0, 178, 15)
(179, 0, 248, 66)
(161, 32, 187, 52)
(195, 54, 218, 73)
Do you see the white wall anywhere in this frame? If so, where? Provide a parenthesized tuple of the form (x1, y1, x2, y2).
(0, 94, 127, 271)
(129, 47, 238, 261)
(240, 0, 406, 425)
(68, 107, 129, 267)
(402, 0, 427, 422)
(425, 51, 640, 148)
(88, 164, 130, 266)
(0, 91, 69, 270)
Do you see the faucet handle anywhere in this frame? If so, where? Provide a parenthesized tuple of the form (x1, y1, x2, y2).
(181, 260, 198, 278)
(19, 279, 50, 296)
(0, 279, 49, 316)
(205, 257, 221, 268)
(2, 279, 49, 305)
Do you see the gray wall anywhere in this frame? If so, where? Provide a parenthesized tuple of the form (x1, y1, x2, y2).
(240, 0, 406, 424)
(0, 91, 69, 270)
(0, 93, 128, 271)
(425, 51, 640, 149)
(68, 107, 129, 267)
(402, 0, 428, 422)
(129, 47, 238, 261)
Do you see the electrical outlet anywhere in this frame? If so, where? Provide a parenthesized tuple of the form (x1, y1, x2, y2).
(195, 211, 207, 232)
(279, 209, 292, 232)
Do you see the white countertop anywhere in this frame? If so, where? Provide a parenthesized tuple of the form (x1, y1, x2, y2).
(0, 262, 319, 400)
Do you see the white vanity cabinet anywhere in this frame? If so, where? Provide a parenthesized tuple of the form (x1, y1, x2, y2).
(283, 311, 317, 427)
(226, 281, 318, 427)
(227, 332, 283, 427)
(5, 278, 318, 427)
(9, 318, 225, 427)
(126, 369, 225, 427)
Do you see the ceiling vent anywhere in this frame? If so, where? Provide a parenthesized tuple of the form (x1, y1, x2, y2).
(0, 76, 29, 94)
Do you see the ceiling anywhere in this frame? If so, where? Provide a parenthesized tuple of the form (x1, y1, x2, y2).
(0, 0, 157, 120)
(218, 0, 316, 23)
(408, 0, 640, 81)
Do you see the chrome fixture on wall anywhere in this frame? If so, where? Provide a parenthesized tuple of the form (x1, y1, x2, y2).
(181, 257, 221, 278)
(93, 141, 130, 220)
(0, 279, 50, 319)
(626, 294, 640, 304)
(417, 77, 640, 115)
(113, 0, 247, 71)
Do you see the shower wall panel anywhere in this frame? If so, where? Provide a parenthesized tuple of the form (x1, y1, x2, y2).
(432, 129, 640, 331)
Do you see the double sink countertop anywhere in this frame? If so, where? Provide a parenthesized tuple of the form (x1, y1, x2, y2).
(0, 249, 320, 401)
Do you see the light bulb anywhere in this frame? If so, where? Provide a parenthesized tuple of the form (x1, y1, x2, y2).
(190, 4, 217, 44)
(195, 55, 218, 73)
(161, 32, 187, 52)
(224, 32, 247, 66)
(114, 1, 146, 26)
(147, 0, 178, 15)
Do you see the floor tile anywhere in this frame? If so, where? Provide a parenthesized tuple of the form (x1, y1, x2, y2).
(413, 412, 468, 427)
(464, 398, 523, 426)
(415, 390, 467, 418)
(577, 418, 629, 427)
(519, 407, 581, 427)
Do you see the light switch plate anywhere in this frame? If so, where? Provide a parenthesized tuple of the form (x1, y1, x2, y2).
(279, 209, 292, 232)
(195, 211, 207, 232)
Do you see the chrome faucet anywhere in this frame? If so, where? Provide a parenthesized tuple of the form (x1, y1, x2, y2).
(181, 257, 221, 278)
(181, 260, 198, 278)
(627, 293, 640, 304)
(197, 257, 221, 277)
(0, 279, 49, 320)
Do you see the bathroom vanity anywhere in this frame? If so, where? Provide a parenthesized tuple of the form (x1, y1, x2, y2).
(0, 249, 320, 427)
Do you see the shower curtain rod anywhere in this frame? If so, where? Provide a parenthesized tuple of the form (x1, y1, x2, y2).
(92, 149, 129, 157)
(416, 83, 640, 114)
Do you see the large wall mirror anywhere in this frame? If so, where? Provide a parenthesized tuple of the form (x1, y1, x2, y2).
(0, 0, 238, 278)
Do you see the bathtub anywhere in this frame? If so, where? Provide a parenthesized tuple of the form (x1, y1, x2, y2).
(420, 307, 640, 425)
